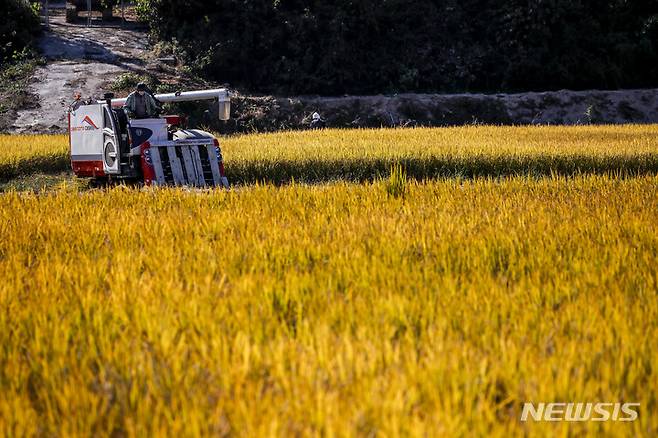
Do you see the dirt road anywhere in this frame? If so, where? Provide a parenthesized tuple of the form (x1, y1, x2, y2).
(10, 5, 152, 133)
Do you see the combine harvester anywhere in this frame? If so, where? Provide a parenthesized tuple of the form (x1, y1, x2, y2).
(68, 89, 231, 187)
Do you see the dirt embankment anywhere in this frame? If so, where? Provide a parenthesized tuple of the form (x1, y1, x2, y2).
(218, 89, 658, 134)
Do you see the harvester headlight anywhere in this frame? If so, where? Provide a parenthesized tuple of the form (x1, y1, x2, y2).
(215, 146, 222, 161)
(144, 148, 152, 165)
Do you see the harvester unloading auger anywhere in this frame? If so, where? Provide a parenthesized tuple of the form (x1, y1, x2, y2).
(68, 89, 231, 187)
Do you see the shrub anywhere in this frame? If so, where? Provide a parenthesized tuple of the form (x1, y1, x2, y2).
(136, 0, 658, 95)
(0, 0, 40, 64)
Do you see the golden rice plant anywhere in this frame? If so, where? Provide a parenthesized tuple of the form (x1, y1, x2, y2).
(1, 125, 657, 183)
(0, 173, 657, 436)
(0, 126, 657, 435)
(220, 125, 658, 183)
(0, 134, 69, 180)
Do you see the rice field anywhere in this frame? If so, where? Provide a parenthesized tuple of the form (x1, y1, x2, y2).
(0, 134, 69, 181)
(1, 125, 658, 185)
(0, 126, 657, 436)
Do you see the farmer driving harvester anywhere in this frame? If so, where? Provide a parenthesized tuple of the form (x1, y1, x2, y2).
(124, 83, 160, 119)
(68, 84, 231, 187)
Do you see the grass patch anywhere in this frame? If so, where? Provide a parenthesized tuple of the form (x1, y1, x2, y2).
(0, 172, 77, 193)
(0, 55, 45, 131)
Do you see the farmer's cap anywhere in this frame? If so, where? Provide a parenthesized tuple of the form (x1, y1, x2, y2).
(136, 83, 147, 91)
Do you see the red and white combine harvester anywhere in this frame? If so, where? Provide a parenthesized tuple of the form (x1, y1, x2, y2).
(68, 89, 231, 187)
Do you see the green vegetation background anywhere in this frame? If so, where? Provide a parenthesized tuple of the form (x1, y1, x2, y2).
(0, 0, 39, 63)
(3, 0, 658, 95)
(138, 0, 658, 95)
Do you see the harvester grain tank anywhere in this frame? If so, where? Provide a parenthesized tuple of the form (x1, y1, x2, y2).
(68, 89, 230, 187)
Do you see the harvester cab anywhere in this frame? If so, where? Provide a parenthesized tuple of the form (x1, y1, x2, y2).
(68, 89, 231, 187)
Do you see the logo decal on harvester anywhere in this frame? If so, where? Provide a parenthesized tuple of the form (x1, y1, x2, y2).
(71, 115, 99, 132)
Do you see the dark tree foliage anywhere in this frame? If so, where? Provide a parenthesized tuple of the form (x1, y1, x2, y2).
(0, 0, 41, 63)
(142, 0, 658, 95)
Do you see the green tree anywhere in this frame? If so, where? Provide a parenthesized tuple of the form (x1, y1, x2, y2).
(136, 0, 658, 95)
(0, 0, 41, 63)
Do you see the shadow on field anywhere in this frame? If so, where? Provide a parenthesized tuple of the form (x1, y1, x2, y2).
(3, 154, 658, 187)
(0, 154, 70, 182)
(225, 154, 658, 186)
